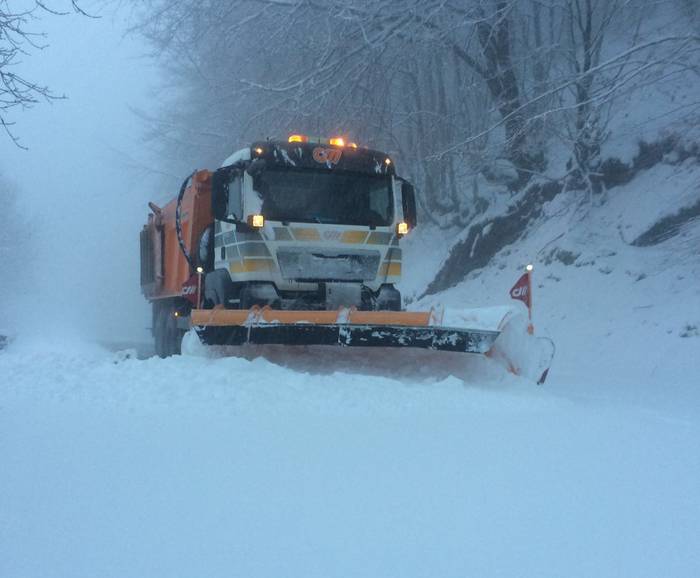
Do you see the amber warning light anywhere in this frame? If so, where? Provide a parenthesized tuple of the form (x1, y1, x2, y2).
(288, 134, 359, 148)
(248, 214, 265, 228)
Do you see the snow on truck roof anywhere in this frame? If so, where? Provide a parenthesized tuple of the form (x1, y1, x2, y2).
(220, 140, 394, 173)
(221, 147, 252, 167)
(221, 140, 395, 177)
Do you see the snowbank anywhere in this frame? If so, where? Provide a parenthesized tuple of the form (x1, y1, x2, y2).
(1, 336, 699, 578)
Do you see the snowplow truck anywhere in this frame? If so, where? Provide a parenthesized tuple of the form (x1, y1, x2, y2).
(140, 135, 551, 382)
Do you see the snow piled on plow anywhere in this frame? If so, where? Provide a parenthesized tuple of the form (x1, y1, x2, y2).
(439, 304, 516, 331)
(185, 337, 504, 384)
(182, 313, 511, 383)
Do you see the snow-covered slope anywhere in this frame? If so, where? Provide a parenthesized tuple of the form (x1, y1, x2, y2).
(2, 158, 699, 578)
(404, 156, 700, 412)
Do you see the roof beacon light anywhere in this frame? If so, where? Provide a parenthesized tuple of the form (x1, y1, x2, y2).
(288, 134, 308, 143)
(329, 137, 345, 147)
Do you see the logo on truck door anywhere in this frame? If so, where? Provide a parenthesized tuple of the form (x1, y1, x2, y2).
(313, 147, 342, 165)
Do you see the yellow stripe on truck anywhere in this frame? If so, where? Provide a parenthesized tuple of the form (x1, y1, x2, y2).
(229, 259, 276, 273)
(379, 262, 402, 277)
(340, 230, 368, 244)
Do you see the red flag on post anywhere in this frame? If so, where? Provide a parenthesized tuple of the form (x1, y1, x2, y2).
(510, 272, 531, 309)
(510, 265, 534, 334)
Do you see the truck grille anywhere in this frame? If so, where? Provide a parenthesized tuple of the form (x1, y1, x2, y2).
(277, 248, 380, 281)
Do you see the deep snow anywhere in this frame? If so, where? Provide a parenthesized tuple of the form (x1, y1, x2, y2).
(2, 342, 699, 578)
(2, 159, 700, 578)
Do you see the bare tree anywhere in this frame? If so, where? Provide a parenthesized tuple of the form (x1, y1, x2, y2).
(0, 0, 91, 147)
(130, 0, 700, 223)
(551, 0, 700, 191)
(437, 2, 699, 177)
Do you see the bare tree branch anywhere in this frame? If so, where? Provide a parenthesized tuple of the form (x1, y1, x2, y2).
(0, 0, 93, 147)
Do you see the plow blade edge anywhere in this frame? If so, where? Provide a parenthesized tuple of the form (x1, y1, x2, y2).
(191, 308, 499, 354)
(194, 323, 499, 354)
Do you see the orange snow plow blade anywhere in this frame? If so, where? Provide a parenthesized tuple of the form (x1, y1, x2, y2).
(189, 305, 554, 383)
(191, 308, 435, 327)
(190, 306, 499, 355)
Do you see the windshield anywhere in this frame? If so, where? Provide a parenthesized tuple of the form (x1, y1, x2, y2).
(254, 169, 393, 226)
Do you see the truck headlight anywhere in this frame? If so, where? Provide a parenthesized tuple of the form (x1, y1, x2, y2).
(396, 222, 409, 236)
(248, 214, 265, 229)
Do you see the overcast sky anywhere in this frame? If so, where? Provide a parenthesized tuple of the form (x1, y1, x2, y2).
(1, 4, 163, 343)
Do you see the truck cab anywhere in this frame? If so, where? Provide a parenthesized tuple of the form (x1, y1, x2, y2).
(204, 135, 417, 312)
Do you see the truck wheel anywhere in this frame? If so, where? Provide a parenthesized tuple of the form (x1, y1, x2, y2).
(164, 310, 184, 356)
(154, 301, 186, 357)
(154, 307, 168, 358)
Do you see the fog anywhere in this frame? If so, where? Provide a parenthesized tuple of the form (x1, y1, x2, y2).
(1, 5, 163, 344)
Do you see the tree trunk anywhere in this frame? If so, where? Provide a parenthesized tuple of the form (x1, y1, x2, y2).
(476, 1, 541, 184)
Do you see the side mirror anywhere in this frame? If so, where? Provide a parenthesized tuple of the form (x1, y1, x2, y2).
(211, 168, 229, 221)
(401, 181, 417, 228)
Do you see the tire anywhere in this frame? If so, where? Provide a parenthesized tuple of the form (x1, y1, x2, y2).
(154, 302, 183, 358)
(154, 306, 168, 358)
(164, 309, 184, 356)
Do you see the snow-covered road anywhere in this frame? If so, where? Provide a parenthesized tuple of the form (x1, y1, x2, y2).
(1, 342, 698, 578)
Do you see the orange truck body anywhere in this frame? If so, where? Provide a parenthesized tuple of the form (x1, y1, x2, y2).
(140, 170, 213, 301)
